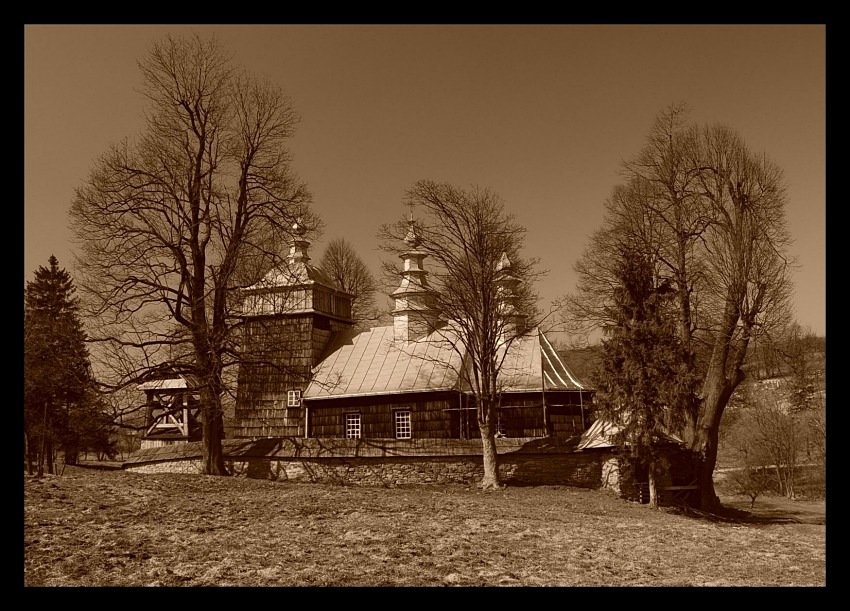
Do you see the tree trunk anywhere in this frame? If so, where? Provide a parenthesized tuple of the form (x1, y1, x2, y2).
(774, 465, 784, 496)
(648, 461, 658, 509)
(782, 465, 796, 500)
(689, 302, 743, 511)
(46, 438, 55, 475)
(192, 315, 229, 476)
(64, 437, 79, 466)
(36, 433, 44, 478)
(200, 386, 229, 476)
(691, 361, 732, 511)
(25, 431, 33, 476)
(478, 421, 502, 490)
(691, 405, 727, 510)
(37, 399, 49, 478)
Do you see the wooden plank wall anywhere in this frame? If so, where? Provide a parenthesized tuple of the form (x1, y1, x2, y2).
(499, 392, 588, 439)
(498, 404, 546, 438)
(308, 393, 460, 439)
(305, 391, 591, 441)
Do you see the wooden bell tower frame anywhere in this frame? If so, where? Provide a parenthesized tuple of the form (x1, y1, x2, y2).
(138, 376, 202, 448)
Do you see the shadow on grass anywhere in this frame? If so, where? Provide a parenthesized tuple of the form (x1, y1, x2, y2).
(664, 502, 825, 526)
(70, 461, 124, 472)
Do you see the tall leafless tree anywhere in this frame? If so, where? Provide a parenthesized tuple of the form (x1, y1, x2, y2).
(318, 237, 378, 327)
(379, 180, 543, 489)
(567, 104, 795, 509)
(68, 34, 317, 475)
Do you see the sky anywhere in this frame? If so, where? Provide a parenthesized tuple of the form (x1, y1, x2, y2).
(24, 24, 826, 337)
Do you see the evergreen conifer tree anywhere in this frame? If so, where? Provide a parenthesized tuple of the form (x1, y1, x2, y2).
(593, 248, 697, 507)
(24, 256, 111, 474)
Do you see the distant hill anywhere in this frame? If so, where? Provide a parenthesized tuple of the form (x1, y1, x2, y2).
(744, 333, 825, 383)
(558, 333, 825, 391)
(556, 344, 603, 387)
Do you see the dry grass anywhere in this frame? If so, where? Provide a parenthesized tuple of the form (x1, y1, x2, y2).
(24, 466, 825, 587)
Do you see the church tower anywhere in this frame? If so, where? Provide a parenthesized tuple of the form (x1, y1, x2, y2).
(234, 222, 354, 438)
(391, 216, 440, 342)
(495, 251, 527, 337)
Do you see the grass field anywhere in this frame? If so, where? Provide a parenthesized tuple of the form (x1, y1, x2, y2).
(23, 466, 826, 587)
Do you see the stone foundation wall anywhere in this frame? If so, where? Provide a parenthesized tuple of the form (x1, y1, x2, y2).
(129, 460, 206, 475)
(126, 452, 607, 488)
(123, 437, 614, 488)
(601, 456, 620, 492)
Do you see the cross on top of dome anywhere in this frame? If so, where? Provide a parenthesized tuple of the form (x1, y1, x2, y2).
(404, 213, 421, 248)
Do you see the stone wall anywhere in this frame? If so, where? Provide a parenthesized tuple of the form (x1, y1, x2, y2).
(123, 437, 612, 488)
(127, 452, 605, 488)
(601, 455, 620, 492)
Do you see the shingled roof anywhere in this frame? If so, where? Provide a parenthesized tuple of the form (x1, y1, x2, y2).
(137, 374, 199, 392)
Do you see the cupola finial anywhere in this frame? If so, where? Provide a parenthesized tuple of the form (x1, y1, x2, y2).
(289, 218, 310, 264)
(404, 215, 420, 248)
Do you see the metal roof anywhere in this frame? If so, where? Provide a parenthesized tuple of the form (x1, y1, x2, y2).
(306, 324, 463, 399)
(495, 328, 588, 392)
(576, 418, 619, 450)
(576, 418, 685, 451)
(305, 324, 590, 399)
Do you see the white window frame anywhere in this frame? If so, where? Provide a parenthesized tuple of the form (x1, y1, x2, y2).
(394, 410, 412, 439)
(345, 412, 361, 439)
(287, 389, 302, 407)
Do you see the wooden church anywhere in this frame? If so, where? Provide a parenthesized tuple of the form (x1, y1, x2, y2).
(127, 221, 703, 502)
(230, 219, 593, 442)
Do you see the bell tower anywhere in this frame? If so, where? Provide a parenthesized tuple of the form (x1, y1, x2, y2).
(235, 222, 355, 438)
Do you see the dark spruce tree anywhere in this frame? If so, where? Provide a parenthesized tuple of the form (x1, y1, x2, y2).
(592, 248, 698, 508)
(24, 256, 112, 475)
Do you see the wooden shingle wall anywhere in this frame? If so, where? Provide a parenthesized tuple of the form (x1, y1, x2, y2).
(235, 313, 342, 438)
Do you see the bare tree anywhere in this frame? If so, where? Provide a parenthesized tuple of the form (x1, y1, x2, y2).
(378, 180, 543, 490)
(724, 465, 773, 509)
(68, 34, 316, 475)
(686, 122, 795, 507)
(567, 104, 795, 509)
(807, 388, 826, 469)
(730, 382, 805, 499)
(318, 237, 378, 327)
